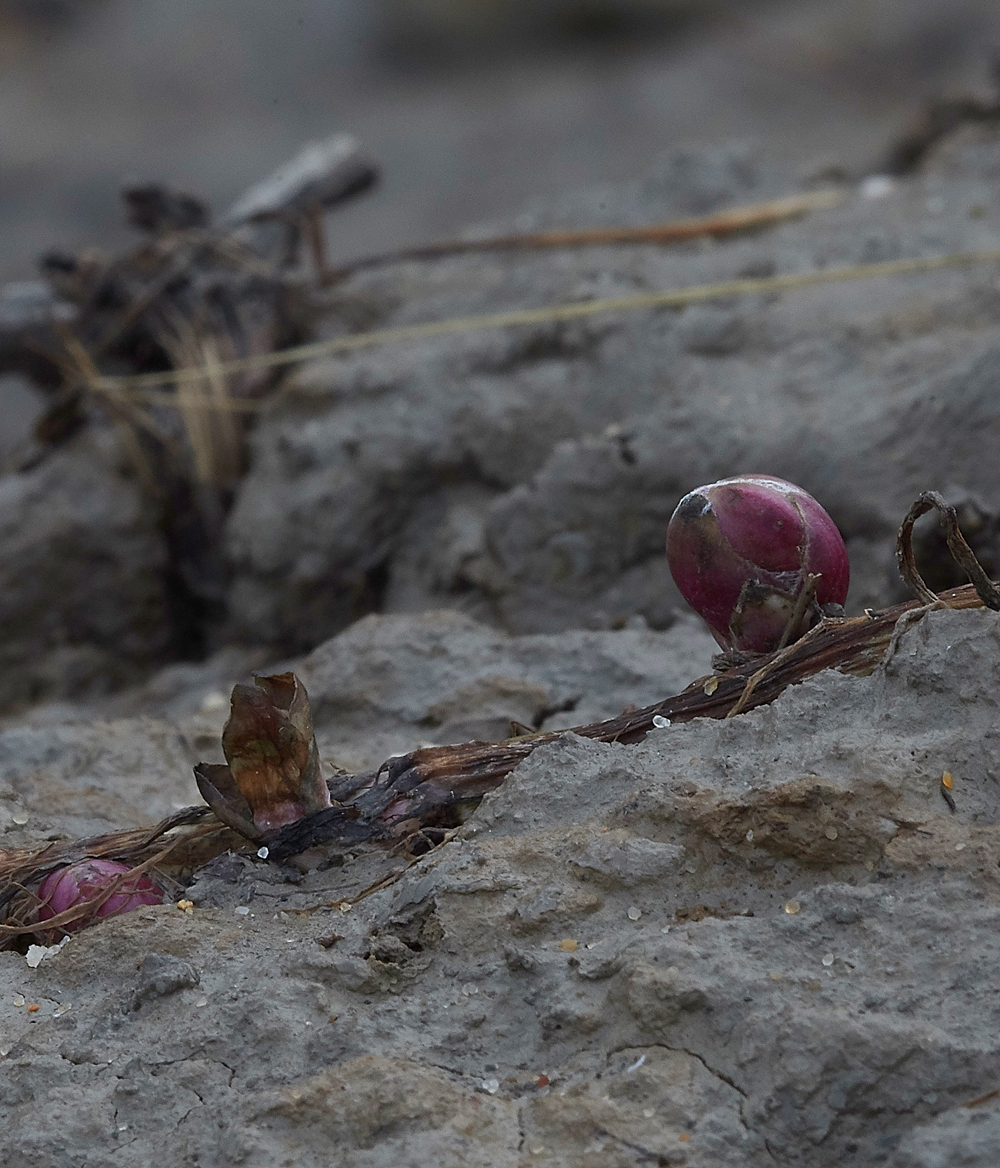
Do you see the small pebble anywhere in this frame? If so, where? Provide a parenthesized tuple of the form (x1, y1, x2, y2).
(746, 829, 754, 842)
(824, 827, 838, 840)
(955, 843, 966, 851)
(627, 907, 641, 921)
(643, 1107, 655, 1118)
(822, 954, 835, 967)
(54, 1003, 71, 1016)
(11, 810, 28, 825)
(461, 983, 479, 996)
(195, 998, 208, 1007)
(679, 1133, 692, 1142)
(703, 677, 719, 695)
(257, 846, 270, 860)
(176, 899, 194, 914)
(200, 691, 227, 713)
(234, 906, 250, 916)
(769, 972, 783, 981)
(652, 714, 669, 729)
(26, 1004, 39, 1013)
(784, 900, 800, 915)
(13, 994, 24, 1007)
(482, 1078, 499, 1095)
(559, 939, 578, 951)
(860, 174, 894, 199)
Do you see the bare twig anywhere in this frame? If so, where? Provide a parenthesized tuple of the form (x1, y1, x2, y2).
(776, 571, 822, 650)
(896, 490, 1000, 610)
(324, 190, 844, 281)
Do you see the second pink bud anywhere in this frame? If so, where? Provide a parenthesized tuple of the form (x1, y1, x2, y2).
(666, 475, 850, 654)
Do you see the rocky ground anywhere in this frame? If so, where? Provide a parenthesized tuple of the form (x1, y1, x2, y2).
(4, 108, 1000, 1168)
(3, 605, 1000, 1167)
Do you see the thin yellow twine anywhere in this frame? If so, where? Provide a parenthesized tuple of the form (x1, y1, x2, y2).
(94, 246, 1000, 407)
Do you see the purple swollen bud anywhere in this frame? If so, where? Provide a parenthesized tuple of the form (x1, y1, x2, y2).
(35, 859, 163, 940)
(666, 475, 849, 653)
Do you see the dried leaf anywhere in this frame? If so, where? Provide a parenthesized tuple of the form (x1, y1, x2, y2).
(219, 673, 331, 832)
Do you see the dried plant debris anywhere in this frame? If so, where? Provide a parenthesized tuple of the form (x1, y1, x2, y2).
(0, 136, 381, 652)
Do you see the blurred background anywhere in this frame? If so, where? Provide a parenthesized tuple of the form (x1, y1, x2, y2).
(1, 0, 1000, 283)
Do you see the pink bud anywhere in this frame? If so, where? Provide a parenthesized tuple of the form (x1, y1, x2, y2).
(35, 859, 163, 938)
(666, 475, 849, 653)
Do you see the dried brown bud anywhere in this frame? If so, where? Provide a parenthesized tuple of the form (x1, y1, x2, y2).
(197, 672, 331, 834)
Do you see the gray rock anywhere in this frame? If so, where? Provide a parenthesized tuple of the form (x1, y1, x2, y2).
(892, 1106, 1000, 1168)
(129, 953, 200, 1010)
(0, 428, 175, 711)
(3, 607, 1000, 1166)
(0, 715, 200, 837)
(225, 131, 1000, 646)
(295, 607, 716, 770)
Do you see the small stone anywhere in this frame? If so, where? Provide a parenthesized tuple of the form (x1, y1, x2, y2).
(461, 983, 479, 996)
(13, 995, 24, 1007)
(531, 1148, 545, 1156)
(652, 714, 669, 729)
(643, 1107, 655, 1118)
(11, 810, 28, 825)
(26, 939, 69, 968)
(339, 902, 353, 914)
(195, 998, 208, 1007)
(703, 677, 719, 695)
(256, 846, 270, 860)
(26, 1003, 39, 1013)
(824, 827, 838, 840)
(768, 972, 783, 981)
(822, 954, 835, 967)
(860, 174, 895, 199)
(176, 899, 194, 913)
(746, 829, 754, 842)
(234, 906, 250, 916)
(559, 939, 578, 951)
(784, 900, 801, 915)
(942, 771, 954, 790)
(54, 1003, 71, 1016)
(200, 691, 228, 712)
(130, 953, 200, 1010)
(482, 1078, 499, 1094)
(865, 861, 875, 871)
(955, 843, 966, 851)
(679, 1133, 692, 1142)
(627, 907, 641, 921)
